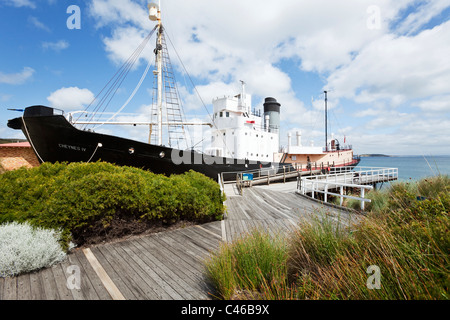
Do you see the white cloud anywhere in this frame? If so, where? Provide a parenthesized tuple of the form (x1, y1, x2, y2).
(28, 16, 50, 32)
(47, 87, 95, 111)
(0, 67, 35, 85)
(326, 20, 450, 104)
(42, 40, 69, 52)
(412, 95, 450, 112)
(85, 0, 450, 155)
(396, 0, 450, 35)
(102, 26, 153, 67)
(88, 0, 149, 29)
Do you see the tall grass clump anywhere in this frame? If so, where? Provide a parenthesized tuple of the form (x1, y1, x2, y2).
(205, 228, 293, 300)
(0, 222, 69, 277)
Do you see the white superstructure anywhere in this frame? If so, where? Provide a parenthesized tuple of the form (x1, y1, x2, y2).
(205, 82, 280, 162)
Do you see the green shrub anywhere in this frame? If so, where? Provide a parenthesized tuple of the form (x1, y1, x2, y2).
(0, 162, 225, 248)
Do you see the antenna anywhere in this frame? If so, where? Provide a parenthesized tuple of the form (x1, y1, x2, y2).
(324, 90, 328, 152)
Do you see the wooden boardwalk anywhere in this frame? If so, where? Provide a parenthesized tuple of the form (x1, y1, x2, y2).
(1, 182, 357, 300)
(223, 182, 360, 242)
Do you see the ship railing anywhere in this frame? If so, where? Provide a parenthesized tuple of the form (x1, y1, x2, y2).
(323, 145, 353, 152)
(297, 166, 398, 210)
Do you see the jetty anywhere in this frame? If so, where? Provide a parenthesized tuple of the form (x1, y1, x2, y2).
(297, 166, 398, 210)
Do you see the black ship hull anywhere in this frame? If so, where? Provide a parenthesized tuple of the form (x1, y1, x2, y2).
(8, 106, 288, 181)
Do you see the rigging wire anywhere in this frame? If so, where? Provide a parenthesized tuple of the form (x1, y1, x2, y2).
(164, 29, 234, 157)
(78, 26, 157, 128)
(92, 55, 153, 130)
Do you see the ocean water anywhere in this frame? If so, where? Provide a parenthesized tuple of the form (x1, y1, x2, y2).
(358, 155, 450, 182)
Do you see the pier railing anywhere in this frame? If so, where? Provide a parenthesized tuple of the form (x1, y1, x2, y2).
(297, 166, 398, 210)
(221, 163, 301, 186)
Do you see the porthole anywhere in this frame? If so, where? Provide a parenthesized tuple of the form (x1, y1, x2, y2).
(159, 151, 165, 158)
(128, 147, 135, 154)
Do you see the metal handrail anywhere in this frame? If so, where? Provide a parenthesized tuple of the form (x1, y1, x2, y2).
(298, 166, 398, 210)
(221, 163, 300, 182)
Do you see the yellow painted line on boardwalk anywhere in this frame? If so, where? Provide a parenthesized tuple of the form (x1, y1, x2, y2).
(221, 220, 227, 242)
(82, 248, 126, 300)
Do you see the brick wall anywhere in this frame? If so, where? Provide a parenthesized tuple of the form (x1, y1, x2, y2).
(0, 145, 40, 171)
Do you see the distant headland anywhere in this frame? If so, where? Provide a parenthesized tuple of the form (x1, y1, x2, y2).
(359, 154, 391, 157)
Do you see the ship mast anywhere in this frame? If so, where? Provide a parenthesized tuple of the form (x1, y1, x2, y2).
(149, 2, 163, 145)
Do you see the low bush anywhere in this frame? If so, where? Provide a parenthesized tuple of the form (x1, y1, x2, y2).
(0, 221, 69, 277)
(205, 228, 291, 300)
(0, 162, 225, 248)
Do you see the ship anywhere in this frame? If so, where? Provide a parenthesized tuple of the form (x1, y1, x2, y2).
(7, 3, 359, 181)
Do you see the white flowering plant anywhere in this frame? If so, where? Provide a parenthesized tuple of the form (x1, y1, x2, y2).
(0, 221, 71, 277)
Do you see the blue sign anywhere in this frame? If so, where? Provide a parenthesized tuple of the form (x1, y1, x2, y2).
(243, 173, 253, 181)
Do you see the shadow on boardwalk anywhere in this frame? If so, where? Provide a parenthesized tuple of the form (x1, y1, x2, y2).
(0, 182, 359, 300)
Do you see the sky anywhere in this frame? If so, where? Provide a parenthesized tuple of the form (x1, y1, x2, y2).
(0, 0, 450, 156)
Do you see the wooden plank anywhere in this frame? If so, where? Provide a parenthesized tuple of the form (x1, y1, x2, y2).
(110, 242, 166, 300)
(152, 232, 213, 284)
(134, 235, 197, 299)
(196, 225, 222, 241)
(3, 276, 17, 300)
(232, 220, 243, 238)
(16, 273, 31, 300)
(225, 219, 232, 243)
(189, 225, 222, 248)
(118, 239, 173, 300)
(83, 248, 126, 300)
(158, 231, 206, 263)
(88, 246, 136, 300)
(50, 264, 74, 300)
(247, 190, 275, 220)
(226, 198, 242, 220)
(29, 271, 45, 300)
(202, 221, 222, 234)
(179, 227, 219, 253)
(59, 258, 84, 300)
(153, 233, 208, 275)
(154, 235, 211, 284)
(0, 277, 3, 300)
(40, 266, 60, 300)
(130, 238, 187, 300)
(71, 250, 108, 300)
(230, 219, 239, 241)
(135, 235, 210, 300)
(240, 219, 251, 235)
(140, 234, 207, 299)
(221, 220, 227, 242)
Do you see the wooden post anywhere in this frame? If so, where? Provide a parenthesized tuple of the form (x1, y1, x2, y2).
(340, 186, 344, 206)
